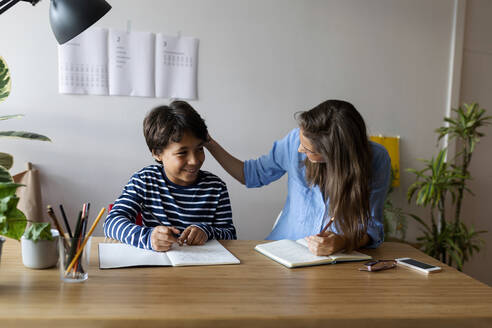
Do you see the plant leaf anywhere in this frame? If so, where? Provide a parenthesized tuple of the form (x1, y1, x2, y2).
(23, 222, 53, 242)
(0, 153, 13, 170)
(407, 214, 431, 232)
(0, 131, 51, 141)
(0, 165, 13, 183)
(0, 56, 11, 103)
(0, 114, 24, 121)
(0, 182, 27, 240)
(0, 209, 26, 240)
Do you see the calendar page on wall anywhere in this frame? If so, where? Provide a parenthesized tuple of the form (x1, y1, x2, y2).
(155, 34, 199, 99)
(58, 28, 109, 95)
(58, 27, 199, 99)
(108, 30, 156, 97)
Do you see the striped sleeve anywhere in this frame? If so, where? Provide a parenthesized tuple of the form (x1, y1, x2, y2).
(103, 173, 154, 250)
(192, 182, 236, 240)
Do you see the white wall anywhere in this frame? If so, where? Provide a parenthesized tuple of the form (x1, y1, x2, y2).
(1, 0, 455, 243)
(459, 0, 492, 286)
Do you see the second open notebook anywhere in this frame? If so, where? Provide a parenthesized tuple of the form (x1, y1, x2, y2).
(254, 239, 371, 268)
(99, 240, 240, 269)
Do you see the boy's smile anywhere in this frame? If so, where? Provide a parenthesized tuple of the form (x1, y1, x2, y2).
(153, 131, 205, 186)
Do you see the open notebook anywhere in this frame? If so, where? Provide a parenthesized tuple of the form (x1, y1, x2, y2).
(99, 240, 240, 269)
(254, 239, 371, 268)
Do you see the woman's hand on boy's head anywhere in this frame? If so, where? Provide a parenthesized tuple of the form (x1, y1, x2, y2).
(305, 231, 346, 256)
(204, 134, 214, 148)
(178, 226, 208, 246)
(150, 226, 180, 252)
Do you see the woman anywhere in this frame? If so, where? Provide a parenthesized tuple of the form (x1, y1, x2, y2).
(205, 100, 391, 255)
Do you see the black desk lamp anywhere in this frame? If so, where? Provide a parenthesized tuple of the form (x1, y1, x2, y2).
(0, 0, 111, 44)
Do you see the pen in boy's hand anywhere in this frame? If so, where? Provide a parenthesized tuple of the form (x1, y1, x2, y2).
(178, 226, 208, 246)
(176, 231, 184, 246)
(177, 231, 186, 246)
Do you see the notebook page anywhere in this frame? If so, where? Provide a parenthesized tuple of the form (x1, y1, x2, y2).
(329, 251, 371, 262)
(296, 238, 371, 262)
(166, 240, 240, 266)
(99, 243, 172, 269)
(255, 239, 332, 268)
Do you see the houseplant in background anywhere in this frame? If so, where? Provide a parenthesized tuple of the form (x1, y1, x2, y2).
(0, 56, 55, 268)
(383, 169, 408, 242)
(407, 103, 491, 271)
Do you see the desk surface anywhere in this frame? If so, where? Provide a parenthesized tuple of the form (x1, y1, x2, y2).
(0, 238, 491, 328)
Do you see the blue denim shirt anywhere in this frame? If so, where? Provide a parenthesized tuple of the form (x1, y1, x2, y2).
(244, 128, 391, 248)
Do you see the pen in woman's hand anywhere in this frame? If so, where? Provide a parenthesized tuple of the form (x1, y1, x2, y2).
(320, 217, 335, 235)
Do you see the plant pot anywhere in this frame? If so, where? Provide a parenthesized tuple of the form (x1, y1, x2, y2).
(21, 229, 59, 269)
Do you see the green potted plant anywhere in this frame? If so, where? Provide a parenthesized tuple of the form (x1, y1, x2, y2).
(383, 169, 408, 242)
(407, 103, 490, 271)
(0, 56, 54, 268)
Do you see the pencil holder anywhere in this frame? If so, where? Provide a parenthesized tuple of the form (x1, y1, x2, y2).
(58, 236, 92, 282)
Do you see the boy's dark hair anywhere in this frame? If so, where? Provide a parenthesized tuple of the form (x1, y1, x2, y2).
(143, 101, 208, 162)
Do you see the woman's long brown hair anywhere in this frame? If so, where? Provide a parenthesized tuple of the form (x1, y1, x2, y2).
(297, 100, 372, 252)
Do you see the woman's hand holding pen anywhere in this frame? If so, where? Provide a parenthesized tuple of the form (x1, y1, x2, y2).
(150, 226, 180, 251)
(305, 216, 345, 256)
(305, 232, 346, 256)
(178, 226, 208, 246)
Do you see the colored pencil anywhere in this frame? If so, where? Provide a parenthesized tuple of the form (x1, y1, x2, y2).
(59, 204, 73, 238)
(74, 212, 88, 273)
(65, 207, 105, 275)
(66, 211, 83, 269)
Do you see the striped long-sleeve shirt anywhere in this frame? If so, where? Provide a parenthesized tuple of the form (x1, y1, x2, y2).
(103, 165, 236, 250)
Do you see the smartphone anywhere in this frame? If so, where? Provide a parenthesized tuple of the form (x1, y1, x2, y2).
(395, 257, 442, 274)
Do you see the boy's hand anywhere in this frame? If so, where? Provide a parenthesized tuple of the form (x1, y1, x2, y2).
(150, 226, 180, 251)
(178, 226, 208, 246)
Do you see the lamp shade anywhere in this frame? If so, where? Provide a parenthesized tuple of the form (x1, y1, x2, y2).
(49, 0, 111, 45)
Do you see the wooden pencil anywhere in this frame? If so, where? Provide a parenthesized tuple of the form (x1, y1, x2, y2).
(47, 205, 70, 250)
(73, 203, 88, 273)
(65, 207, 106, 275)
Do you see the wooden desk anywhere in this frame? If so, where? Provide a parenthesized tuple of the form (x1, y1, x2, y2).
(0, 238, 491, 327)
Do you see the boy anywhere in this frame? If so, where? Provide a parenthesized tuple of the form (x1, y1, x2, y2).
(103, 101, 236, 251)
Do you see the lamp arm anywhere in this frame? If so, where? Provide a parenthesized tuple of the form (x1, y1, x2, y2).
(0, 0, 20, 15)
(0, 0, 40, 15)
